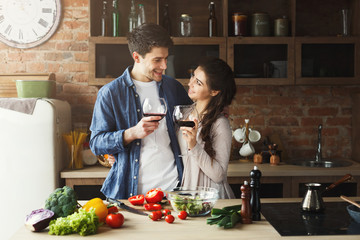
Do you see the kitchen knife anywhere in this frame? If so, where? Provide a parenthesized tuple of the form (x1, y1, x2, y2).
(107, 198, 148, 216)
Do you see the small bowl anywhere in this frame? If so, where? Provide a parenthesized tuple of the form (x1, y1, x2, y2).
(166, 186, 219, 217)
(347, 205, 360, 223)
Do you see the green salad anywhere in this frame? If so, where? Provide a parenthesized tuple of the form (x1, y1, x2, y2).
(172, 195, 212, 216)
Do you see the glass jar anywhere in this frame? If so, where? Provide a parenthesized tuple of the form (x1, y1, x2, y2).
(179, 14, 192, 37)
(251, 12, 270, 36)
(232, 13, 247, 36)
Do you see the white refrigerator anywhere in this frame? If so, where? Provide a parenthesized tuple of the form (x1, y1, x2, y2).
(0, 99, 71, 239)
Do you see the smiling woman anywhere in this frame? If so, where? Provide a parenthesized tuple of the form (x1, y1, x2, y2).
(0, 0, 62, 49)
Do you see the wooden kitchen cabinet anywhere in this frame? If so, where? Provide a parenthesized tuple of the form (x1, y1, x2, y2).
(227, 37, 294, 85)
(88, 0, 360, 86)
(295, 37, 359, 85)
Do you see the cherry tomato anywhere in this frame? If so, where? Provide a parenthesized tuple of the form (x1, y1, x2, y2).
(145, 188, 164, 203)
(162, 209, 171, 216)
(106, 213, 124, 228)
(178, 211, 188, 220)
(144, 203, 162, 211)
(148, 210, 162, 221)
(165, 214, 175, 223)
(107, 206, 118, 214)
(128, 194, 145, 206)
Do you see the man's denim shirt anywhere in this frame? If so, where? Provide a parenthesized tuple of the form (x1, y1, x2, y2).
(90, 66, 192, 199)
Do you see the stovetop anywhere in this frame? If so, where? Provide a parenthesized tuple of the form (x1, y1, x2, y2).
(261, 202, 360, 236)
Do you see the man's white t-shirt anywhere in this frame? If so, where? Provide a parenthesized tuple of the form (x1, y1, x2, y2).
(133, 79, 179, 195)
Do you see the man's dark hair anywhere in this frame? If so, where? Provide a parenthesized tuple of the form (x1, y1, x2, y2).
(127, 23, 173, 57)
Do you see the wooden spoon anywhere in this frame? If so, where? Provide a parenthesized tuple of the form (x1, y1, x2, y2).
(340, 195, 360, 209)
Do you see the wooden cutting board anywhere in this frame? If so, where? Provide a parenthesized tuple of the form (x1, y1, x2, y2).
(0, 73, 55, 97)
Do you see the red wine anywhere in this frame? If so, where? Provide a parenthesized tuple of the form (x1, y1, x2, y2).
(144, 113, 166, 122)
(178, 120, 195, 127)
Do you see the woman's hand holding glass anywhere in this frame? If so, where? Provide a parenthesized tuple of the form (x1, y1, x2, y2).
(180, 118, 198, 150)
(173, 105, 199, 155)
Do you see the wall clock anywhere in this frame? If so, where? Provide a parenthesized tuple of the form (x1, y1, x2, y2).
(0, 0, 62, 49)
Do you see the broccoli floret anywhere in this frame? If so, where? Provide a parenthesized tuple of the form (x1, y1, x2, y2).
(45, 186, 78, 218)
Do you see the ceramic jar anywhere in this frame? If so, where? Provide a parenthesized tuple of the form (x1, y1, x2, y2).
(251, 12, 270, 36)
(274, 16, 289, 36)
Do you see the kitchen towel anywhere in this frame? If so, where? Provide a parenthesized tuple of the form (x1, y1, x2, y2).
(0, 98, 38, 115)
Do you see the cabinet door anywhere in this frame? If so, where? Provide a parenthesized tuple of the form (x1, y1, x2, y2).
(89, 37, 132, 86)
(295, 37, 359, 85)
(227, 37, 294, 85)
(171, 37, 227, 85)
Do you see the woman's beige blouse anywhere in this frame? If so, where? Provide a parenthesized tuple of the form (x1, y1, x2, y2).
(178, 115, 235, 199)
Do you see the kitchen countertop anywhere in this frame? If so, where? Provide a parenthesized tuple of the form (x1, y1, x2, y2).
(61, 160, 360, 179)
(11, 198, 360, 240)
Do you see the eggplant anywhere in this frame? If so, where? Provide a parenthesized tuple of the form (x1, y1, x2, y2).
(25, 208, 54, 232)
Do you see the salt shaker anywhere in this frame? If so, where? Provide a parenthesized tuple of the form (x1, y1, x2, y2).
(241, 180, 252, 224)
(250, 166, 262, 221)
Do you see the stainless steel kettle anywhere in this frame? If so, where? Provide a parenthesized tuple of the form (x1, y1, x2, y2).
(301, 183, 325, 212)
(301, 174, 353, 212)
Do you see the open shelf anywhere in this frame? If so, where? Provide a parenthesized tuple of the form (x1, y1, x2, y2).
(88, 0, 360, 86)
(227, 37, 294, 85)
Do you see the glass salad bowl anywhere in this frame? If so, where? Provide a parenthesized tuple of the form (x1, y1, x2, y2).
(166, 186, 219, 217)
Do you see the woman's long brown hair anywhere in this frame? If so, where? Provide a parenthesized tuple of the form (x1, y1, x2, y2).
(197, 57, 236, 159)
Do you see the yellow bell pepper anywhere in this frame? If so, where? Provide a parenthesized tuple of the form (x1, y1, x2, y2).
(83, 198, 108, 222)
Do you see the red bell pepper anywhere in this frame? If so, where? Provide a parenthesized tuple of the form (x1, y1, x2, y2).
(128, 194, 145, 206)
(145, 188, 164, 203)
(144, 203, 162, 211)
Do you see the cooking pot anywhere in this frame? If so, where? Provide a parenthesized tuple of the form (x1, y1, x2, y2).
(301, 173, 353, 212)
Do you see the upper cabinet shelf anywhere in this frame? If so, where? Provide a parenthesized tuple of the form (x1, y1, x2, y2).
(295, 0, 359, 37)
(88, 0, 360, 86)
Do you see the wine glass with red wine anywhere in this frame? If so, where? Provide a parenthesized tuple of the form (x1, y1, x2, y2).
(173, 104, 199, 156)
(142, 97, 167, 143)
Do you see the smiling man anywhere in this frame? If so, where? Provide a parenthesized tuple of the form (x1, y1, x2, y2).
(90, 23, 192, 199)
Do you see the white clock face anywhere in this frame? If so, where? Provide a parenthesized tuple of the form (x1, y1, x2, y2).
(0, 0, 61, 49)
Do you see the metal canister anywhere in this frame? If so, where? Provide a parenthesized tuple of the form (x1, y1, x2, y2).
(251, 12, 270, 36)
(274, 16, 289, 36)
(179, 14, 192, 37)
(232, 13, 247, 36)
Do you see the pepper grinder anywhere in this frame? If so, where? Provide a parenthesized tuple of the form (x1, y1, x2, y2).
(241, 180, 252, 224)
(250, 165, 262, 221)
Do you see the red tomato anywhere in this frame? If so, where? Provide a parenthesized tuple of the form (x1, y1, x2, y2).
(162, 209, 171, 216)
(128, 194, 145, 205)
(178, 211, 188, 220)
(165, 214, 175, 223)
(144, 203, 162, 211)
(145, 188, 164, 203)
(106, 213, 124, 228)
(148, 210, 162, 221)
(107, 206, 118, 214)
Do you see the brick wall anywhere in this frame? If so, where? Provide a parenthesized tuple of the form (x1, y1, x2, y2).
(0, 0, 359, 161)
(230, 85, 360, 161)
(0, 0, 96, 123)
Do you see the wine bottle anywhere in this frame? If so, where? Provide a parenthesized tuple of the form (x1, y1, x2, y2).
(137, 4, 146, 26)
(128, 0, 137, 32)
(208, 2, 217, 37)
(162, 4, 171, 35)
(101, 0, 109, 36)
(111, 0, 120, 37)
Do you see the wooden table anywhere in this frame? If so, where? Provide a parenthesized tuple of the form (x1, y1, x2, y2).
(11, 198, 360, 240)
